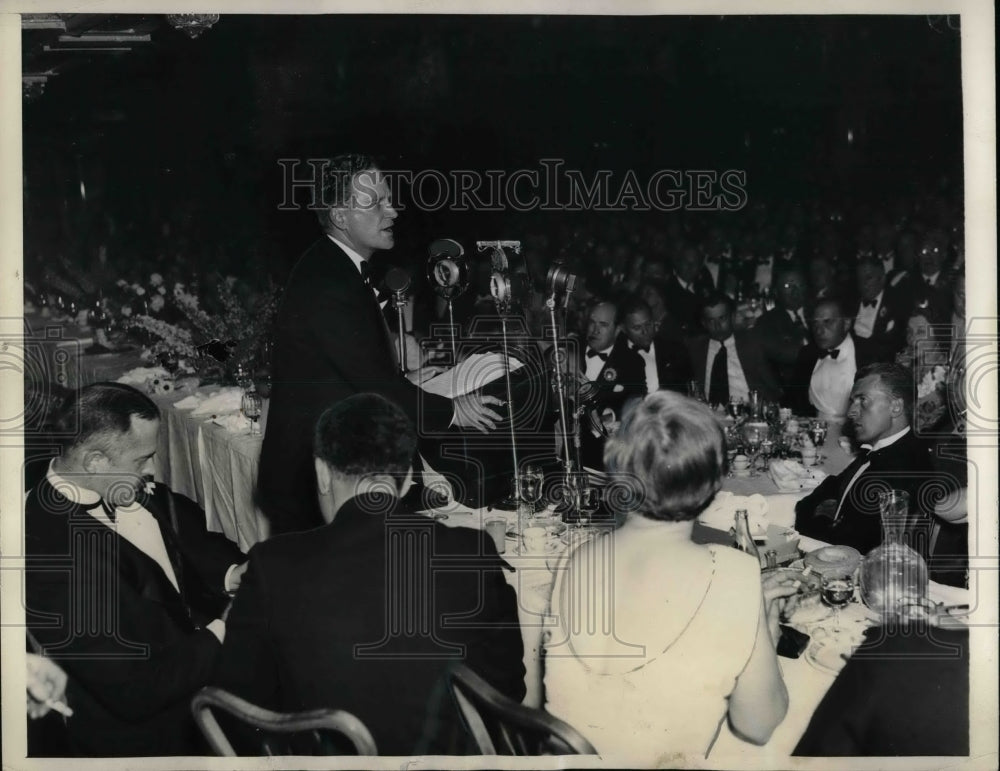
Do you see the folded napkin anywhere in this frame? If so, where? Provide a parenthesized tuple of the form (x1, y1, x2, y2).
(191, 387, 245, 417)
(211, 413, 252, 433)
(698, 491, 769, 535)
(116, 366, 170, 385)
(173, 394, 203, 410)
(769, 459, 828, 492)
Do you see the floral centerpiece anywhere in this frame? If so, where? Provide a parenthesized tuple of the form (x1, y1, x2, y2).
(915, 364, 949, 432)
(125, 274, 280, 383)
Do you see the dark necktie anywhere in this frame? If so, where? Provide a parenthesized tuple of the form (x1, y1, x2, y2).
(586, 348, 609, 361)
(708, 343, 729, 405)
(818, 348, 840, 360)
(360, 260, 374, 289)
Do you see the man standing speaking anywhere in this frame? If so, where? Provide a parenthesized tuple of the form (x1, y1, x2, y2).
(260, 154, 502, 533)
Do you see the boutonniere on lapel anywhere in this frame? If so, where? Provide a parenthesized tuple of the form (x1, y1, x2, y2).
(878, 306, 888, 319)
(603, 367, 618, 383)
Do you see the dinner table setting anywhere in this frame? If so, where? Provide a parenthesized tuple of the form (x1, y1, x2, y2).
(418, 445, 971, 762)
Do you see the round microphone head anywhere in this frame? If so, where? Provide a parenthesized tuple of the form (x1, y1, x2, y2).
(385, 267, 411, 294)
(433, 259, 461, 287)
(428, 238, 464, 260)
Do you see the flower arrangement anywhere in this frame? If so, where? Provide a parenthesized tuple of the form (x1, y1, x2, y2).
(915, 364, 949, 432)
(127, 274, 280, 382)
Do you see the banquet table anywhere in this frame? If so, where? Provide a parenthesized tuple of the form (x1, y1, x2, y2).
(423, 487, 969, 765)
(150, 387, 270, 552)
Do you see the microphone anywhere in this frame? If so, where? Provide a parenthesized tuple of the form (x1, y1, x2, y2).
(384, 267, 411, 298)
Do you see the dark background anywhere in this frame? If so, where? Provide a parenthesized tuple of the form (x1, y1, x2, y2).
(22, 14, 963, 281)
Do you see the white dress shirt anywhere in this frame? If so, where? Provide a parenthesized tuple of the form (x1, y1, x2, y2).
(327, 234, 388, 310)
(787, 307, 809, 344)
(585, 343, 614, 382)
(853, 290, 883, 339)
(921, 270, 941, 287)
(835, 426, 911, 520)
(754, 255, 774, 291)
(809, 334, 857, 419)
(704, 336, 749, 402)
(631, 341, 659, 393)
(676, 276, 696, 294)
(705, 260, 720, 290)
(46, 461, 227, 642)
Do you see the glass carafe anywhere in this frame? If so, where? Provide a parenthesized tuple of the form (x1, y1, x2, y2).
(860, 490, 928, 618)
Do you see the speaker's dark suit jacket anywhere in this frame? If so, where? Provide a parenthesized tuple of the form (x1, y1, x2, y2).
(216, 493, 525, 756)
(794, 430, 935, 556)
(24, 476, 244, 756)
(686, 331, 781, 404)
(259, 237, 453, 533)
(752, 306, 810, 386)
(785, 334, 880, 417)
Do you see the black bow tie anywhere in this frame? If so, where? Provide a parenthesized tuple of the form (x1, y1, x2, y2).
(359, 260, 374, 286)
(630, 342, 651, 354)
(586, 348, 609, 361)
(819, 348, 840, 360)
(862, 299, 877, 308)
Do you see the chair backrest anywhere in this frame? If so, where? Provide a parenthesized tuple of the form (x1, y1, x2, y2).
(191, 687, 377, 757)
(447, 664, 596, 756)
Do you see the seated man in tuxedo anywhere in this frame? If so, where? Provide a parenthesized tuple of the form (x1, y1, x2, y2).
(852, 257, 908, 357)
(618, 295, 692, 395)
(663, 242, 713, 336)
(915, 227, 956, 319)
(217, 393, 525, 756)
(795, 363, 934, 555)
(687, 293, 781, 407)
(578, 298, 645, 469)
(24, 383, 247, 756)
(753, 266, 810, 386)
(786, 296, 879, 419)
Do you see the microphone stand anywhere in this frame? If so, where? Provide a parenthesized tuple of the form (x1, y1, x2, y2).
(547, 296, 574, 472)
(392, 290, 408, 374)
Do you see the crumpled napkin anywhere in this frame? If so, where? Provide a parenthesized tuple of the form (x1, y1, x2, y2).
(211, 413, 251, 433)
(117, 366, 170, 386)
(190, 387, 245, 417)
(698, 491, 769, 534)
(769, 459, 828, 492)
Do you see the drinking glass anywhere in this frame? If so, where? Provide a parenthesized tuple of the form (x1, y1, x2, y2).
(574, 483, 601, 531)
(821, 572, 855, 632)
(726, 396, 745, 422)
(809, 419, 828, 449)
(687, 380, 705, 402)
(741, 422, 768, 477)
(241, 388, 263, 436)
(519, 464, 545, 514)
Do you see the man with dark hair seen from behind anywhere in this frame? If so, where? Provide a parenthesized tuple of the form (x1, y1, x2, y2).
(218, 393, 525, 755)
(24, 382, 247, 756)
(260, 153, 503, 534)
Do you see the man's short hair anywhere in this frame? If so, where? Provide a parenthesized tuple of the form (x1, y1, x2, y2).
(855, 362, 915, 419)
(313, 393, 417, 479)
(700, 292, 733, 316)
(616, 294, 652, 326)
(856, 256, 885, 273)
(604, 391, 726, 522)
(813, 294, 849, 318)
(316, 153, 379, 229)
(53, 382, 159, 454)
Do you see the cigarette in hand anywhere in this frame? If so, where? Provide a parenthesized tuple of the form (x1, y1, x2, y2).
(44, 698, 73, 717)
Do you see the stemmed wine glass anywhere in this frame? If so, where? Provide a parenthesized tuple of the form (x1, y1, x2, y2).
(821, 572, 855, 632)
(810, 419, 828, 452)
(241, 387, 263, 437)
(574, 482, 601, 531)
(726, 396, 746, 422)
(741, 423, 765, 477)
(519, 464, 545, 515)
